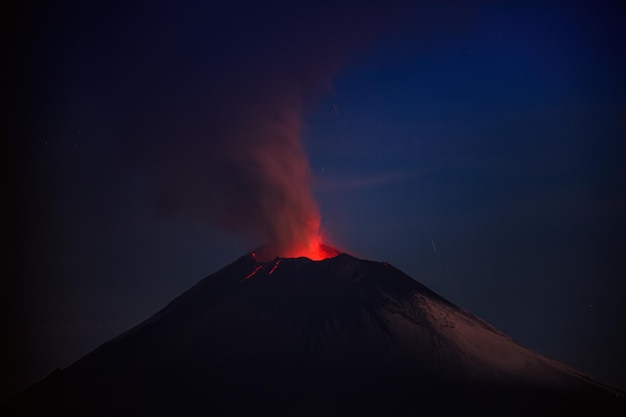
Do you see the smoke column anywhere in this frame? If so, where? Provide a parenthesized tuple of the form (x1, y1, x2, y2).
(120, 2, 410, 258)
(194, 80, 325, 259)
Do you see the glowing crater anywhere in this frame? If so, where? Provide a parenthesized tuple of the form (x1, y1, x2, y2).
(252, 239, 342, 262)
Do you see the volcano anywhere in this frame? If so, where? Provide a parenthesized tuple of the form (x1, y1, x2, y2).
(5, 249, 625, 416)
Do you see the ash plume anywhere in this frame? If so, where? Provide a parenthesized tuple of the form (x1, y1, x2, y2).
(122, 2, 411, 256)
(180, 80, 323, 257)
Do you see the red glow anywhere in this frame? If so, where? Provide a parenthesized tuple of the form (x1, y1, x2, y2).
(241, 265, 263, 282)
(281, 236, 341, 261)
(253, 233, 342, 262)
(268, 259, 281, 275)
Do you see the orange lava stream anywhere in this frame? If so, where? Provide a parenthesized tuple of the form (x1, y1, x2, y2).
(268, 260, 281, 275)
(241, 265, 263, 281)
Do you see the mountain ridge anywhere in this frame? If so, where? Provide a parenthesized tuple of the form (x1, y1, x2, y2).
(5, 251, 625, 416)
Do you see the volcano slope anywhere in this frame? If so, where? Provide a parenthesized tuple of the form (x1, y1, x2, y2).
(5, 252, 625, 416)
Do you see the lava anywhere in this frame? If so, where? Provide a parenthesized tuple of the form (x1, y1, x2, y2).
(268, 260, 281, 275)
(241, 265, 263, 282)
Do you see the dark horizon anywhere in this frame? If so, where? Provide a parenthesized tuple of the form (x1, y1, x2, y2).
(3, 0, 625, 402)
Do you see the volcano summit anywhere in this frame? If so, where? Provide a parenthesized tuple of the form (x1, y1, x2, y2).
(5, 251, 624, 416)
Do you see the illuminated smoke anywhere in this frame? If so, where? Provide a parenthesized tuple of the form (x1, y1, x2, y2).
(213, 89, 324, 259)
(130, 3, 411, 259)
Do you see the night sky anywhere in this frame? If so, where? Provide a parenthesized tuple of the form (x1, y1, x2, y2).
(3, 0, 625, 401)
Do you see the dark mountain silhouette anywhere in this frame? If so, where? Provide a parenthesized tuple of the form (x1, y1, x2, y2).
(5, 250, 625, 416)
